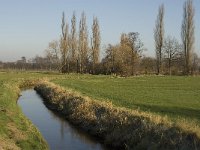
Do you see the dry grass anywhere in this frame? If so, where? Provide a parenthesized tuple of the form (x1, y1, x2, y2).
(7, 123, 27, 141)
(0, 137, 21, 150)
(35, 81, 200, 150)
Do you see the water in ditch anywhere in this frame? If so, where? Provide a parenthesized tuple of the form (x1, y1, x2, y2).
(18, 89, 108, 150)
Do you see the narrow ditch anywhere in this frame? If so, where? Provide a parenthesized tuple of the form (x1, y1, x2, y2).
(18, 89, 108, 150)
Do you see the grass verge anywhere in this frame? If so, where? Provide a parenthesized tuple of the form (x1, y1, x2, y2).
(35, 81, 200, 150)
(0, 76, 48, 150)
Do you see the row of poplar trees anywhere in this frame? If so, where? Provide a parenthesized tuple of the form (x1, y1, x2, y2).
(46, 0, 197, 76)
(55, 12, 100, 74)
(154, 0, 195, 75)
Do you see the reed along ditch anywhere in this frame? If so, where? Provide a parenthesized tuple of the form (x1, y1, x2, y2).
(18, 89, 108, 150)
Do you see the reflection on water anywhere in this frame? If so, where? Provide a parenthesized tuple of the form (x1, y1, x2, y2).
(18, 90, 108, 150)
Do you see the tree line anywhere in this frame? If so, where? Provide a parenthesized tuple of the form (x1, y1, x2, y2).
(45, 11, 100, 74)
(45, 0, 198, 76)
(1, 0, 199, 75)
(154, 0, 196, 75)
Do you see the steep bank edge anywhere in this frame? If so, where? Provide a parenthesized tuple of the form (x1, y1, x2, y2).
(35, 81, 200, 150)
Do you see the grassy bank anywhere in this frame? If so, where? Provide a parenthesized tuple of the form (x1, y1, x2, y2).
(1, 71, 200, 149)
(52, 75, 200, 121)
(35, 81, 200, 149)
(0, 72, 52, 150)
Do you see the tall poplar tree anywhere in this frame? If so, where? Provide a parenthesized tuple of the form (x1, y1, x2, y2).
(181, 0, 195, 75)
(79, 12, 88, 73)
(154, 4, 164, 75)
(91, 17, 100, 74)
(60, 12, 69, 73)
(70, 12, 78, 72)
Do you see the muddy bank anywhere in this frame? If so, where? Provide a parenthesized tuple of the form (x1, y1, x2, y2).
(35, 81, 200, 150)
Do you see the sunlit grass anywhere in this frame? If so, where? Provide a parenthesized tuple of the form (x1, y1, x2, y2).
(0, 71, 54, 149)
(1, 71, 200, 149)
(52, 75, 200, 122)
(35, 80, 200, 149)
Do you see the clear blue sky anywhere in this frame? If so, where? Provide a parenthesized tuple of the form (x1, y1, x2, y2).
(0, 0, 199, 62)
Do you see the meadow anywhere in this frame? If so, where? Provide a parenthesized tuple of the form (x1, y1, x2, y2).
(52, 75, 200, 122)
(0, 71, 200, 149)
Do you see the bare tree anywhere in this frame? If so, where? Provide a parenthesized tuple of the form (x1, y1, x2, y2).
(78, 12, 89, 73)
(181, 0, 195, 75)
(60, 12, 69, 73)
(154, 4, 164, 75)
(140, 57, 156, 74)
(104, 44, 121, 74)
(120, 32, 144, 75)
(127, 32, 144, 75)
(91, 17, 101, 74)
(102, 32, 144, 76)
(163, 36, 182, 75)
(71, 12, 77, 67)
(191, 53, 198, 74)
(45, 40, 60, 70)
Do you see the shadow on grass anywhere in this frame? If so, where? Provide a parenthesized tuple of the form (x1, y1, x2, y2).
(135, 103, 200, 121)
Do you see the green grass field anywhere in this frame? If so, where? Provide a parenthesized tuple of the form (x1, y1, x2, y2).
(0, 71, 200, 149)
(52, 75, 200, 122)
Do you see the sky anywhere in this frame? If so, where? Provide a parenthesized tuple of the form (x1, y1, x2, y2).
(0, 0, 199, 62)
